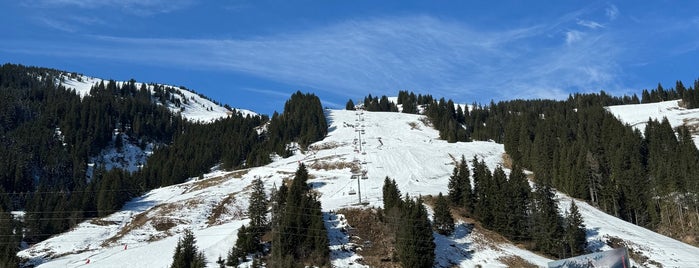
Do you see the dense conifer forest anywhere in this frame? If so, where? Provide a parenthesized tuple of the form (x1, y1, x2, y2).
(0, 64, 328, 265)
(363, 82, 699, 247)
(3, 62, 699, 266)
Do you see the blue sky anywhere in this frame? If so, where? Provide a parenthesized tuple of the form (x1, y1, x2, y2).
(2, 1, 699, 114)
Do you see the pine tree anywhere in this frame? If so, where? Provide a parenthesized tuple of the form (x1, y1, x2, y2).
(0, 209, 19, 266)
(227, 224, 253, 264)
(432, 192, 455, 235)
(396, 195, 435, 268)
(270, 164, 329, 266)
(564, 201, 587, 257)
(472, 157, 493, 225)
(345, 99, 355, 110)
(504, 164, 531, 241)
(216, 256, 225, 268)
(171, 229, 207, 268)
(382, 177, 401, 211)
(447, 166, 463, 205)
(530, 183, 565, 258)
(490, 166, 508, 232)
(247, 176, 268, 248)
(458, 156, 474, 214)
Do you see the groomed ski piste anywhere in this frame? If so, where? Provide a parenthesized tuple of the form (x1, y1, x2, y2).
(18, 107, 699, 267)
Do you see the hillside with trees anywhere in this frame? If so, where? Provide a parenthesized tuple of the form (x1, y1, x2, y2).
(0, 64, 328, 266)
(380, 83, 699, 246)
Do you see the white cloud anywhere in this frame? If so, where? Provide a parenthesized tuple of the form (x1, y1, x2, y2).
(3, 15, 623, 103)
(27, 0, 193, 15)
(577, 19, 604, 29)
(565, 30, 583, 45)
(606, 4, 619, 20)
(242, 87, 291, 98)
(33, 14, 105, 32)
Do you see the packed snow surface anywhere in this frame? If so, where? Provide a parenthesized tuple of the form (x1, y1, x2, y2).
(19, 109, 699, 267)
(606, 100, 699, 147)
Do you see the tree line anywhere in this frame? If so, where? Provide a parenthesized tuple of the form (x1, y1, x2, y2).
(447, 156, 586, 258)
(384, 85, 699, 245)
(0, 64, 328, 266)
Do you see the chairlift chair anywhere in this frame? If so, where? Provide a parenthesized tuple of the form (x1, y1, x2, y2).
(348, 189, 357, 195)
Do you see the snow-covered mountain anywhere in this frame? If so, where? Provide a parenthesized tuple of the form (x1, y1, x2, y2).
(57, 73, 256, 123)
(53, 73, 259, 180)
(18, 109, 699, 267)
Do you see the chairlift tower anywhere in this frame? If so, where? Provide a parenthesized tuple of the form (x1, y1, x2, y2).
(351, 108, 368, 205)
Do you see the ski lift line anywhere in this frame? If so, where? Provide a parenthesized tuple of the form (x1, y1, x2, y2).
(329, 178, 356, 198)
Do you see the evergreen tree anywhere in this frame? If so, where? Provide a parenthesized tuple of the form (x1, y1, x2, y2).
(504, 164, 531, 241)
(270, 183, 288, 229)
(396, 195, 435, 268)
(564, 201, 587, 257)
(530, 183, 565, 258)
(489, 166, 508, 232)
(447, 166, 463, 205)
(432, 192, 455, 235)
(171, 229, 207, 268)
(345, 99, 355, 110)
(382, 177, 401, 211)
(0, 209, 20, 266)
(472, 157, 493, 225)
(270, 164, 329, 267)
(216, 256, 225, 268)
(247, 177, 268, 245)
(457, 156, 473, 213)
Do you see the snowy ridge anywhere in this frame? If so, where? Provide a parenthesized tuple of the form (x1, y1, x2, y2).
(19, 110, 699, 267)
(606, 100, 699, 147)
(57, 73, 256, 123)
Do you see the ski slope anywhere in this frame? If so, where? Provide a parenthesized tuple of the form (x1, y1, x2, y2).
(18, 109, 699, 267)
(606, 100, 699, 147)
(58, 73, 255, 123)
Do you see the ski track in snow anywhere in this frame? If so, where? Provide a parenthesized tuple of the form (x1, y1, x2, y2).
(18, 109, 699, 267)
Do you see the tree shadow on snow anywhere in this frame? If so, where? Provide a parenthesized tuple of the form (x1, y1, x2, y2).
(120, 195, 159, 213)
(309, 181, 327, 189)
(434, 222, 475, 267)
(324, 109, 338, 134)
(585, 227, 607, 252)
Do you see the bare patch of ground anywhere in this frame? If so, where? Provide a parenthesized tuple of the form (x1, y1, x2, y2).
(497, 255, 538, 268)
(207, 193, 244, 226)
(337, 208, 401, 268)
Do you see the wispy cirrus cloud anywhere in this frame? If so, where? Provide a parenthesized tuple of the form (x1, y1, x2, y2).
(25, 0, 193, 16)
(606, 4, 619, 20)
(242, 87, 292, 98)
(565, 30, 584, 45)
(577, 19, 604, 29)
(34, 14, 105, 33)
(2, 14, 625, 102)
